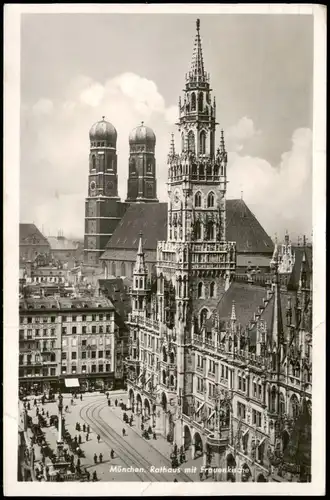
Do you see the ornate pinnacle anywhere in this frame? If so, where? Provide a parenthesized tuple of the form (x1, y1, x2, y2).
(189, 18, 206, 82)
(220, 129, 226, 153)
(169, 133, 175, 157)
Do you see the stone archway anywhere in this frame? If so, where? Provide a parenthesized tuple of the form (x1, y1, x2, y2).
(193, 432, 203, 458)
(144, 398, 151, 419)
(128, 388, 134, 410)
(257, 473, 267, 482)
(241, 463, 252, 482)
(183, 425, 192, 451)
(226, 454, 236, 482)
(136, 393, 142, 414)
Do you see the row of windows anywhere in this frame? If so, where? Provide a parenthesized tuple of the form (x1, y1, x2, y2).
(20, 353, 56, 364)
(107, 261, 156, 278)
(20, 329, 56, 339)
(19, 367, 57, 378)
(62, 337, 112, 347)
(196, 356, 229, 380)
(61, 364, 111, 374)
(194, 220, 217, 241)
(194, 191, 215, 208)
(62, 350, 111, 360)
(20, 314, 111, 324)
(62, 325, 112, 335)
(197, 282, 216, 299)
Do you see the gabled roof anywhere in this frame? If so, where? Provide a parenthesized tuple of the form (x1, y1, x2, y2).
(101, 199, 274, 258)
(225, 200, 274, 254)
(19, 223, 49, 246)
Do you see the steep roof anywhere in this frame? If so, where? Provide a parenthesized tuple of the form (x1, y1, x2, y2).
(101, 199, 274, 258)
(19, 223, 49, 246)
(225, 200, 274, 254)
(98, 278, 132, 330)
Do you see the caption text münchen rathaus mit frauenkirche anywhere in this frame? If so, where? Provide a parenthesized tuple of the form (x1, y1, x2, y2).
(124, 19, 312, 483)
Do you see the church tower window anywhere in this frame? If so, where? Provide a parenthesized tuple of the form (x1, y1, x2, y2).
(200, 308, 208, 326)
(200, 130, 206, 154)
(195, 220, 202, 240)
(194, 191, 202, 207)
(210, 281, 216, 298)
(188, 131, 195, 154)
(198, 92, 203, 112)
(206, 221, 215, 240)
(191, 92, 196, 111)
(197, 282, 204, 298)
(207, 192, 215, 207)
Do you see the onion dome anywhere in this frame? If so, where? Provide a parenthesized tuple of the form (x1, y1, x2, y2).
(89, 116, 117, 143)
(129, 121, 156, 146)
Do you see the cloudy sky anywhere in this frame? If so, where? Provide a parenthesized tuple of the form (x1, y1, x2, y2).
(20, 13, 313, 241)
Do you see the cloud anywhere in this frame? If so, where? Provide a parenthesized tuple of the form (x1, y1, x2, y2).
(226, 116, 261, 152)
(20, 72, 178, 237)
(226, 125, 312, 240)
(32, 98, 54, 116)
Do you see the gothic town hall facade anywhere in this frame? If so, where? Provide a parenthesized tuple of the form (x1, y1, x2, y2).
(125, 20, 312, 483)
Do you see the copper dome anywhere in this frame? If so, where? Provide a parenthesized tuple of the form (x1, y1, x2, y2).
(89, 117, 117, 142)
(129, 122, 156, 145)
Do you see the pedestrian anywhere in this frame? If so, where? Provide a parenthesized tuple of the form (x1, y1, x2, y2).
(205, 468, 209, 479)
(77, 458, 81, 468)
(65, 405, 69, 412)
(153, 432, 157, 440)
(36, 407, 39, 416)
(34, 399, 37, 406)
(71, 398, 74, 406)
(174, 478, 178, 482)
(122, 428, 126, 437)
(108, 399, 110, 407)
(199, 471, 203, 481)
(71, 454, 74, 464)
(93, 453, 98, 464)
(115, 399, 118, 407)
(80, 394, 83, 401)
(86, 470, 90, 481)
(97, 434, 100, 443)
(110, 449, 115, 459)
(42, 408, 45, 416)
(83, 423, 86, 433)
(99, 453, 103, 463)
(141, 423, 144, 431)
(87, 425, 90, 433)
(106, 392, 109, 399)
(78, 435, 82, 445)
(86, 433, 89, 442)
(46, 411, 49, 418)
(92, 470, 98, 482)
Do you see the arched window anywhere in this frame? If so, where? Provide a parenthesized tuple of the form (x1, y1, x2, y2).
(111, 262, 116, 276)
(162, 370, 166, 384)
(188, 131, 195, 154)
(191, 92, 196, 111)
(199, 164, 205, 178)
(194, 192, 202, 207)
(181, 132, 185, 151)
(270, 387, 277, 412)
(207, 192, 215, 208)
(289, 394, 299, 419)
(294, 363, 300, 378)
(130, 158, 136, 174)
(200, 308, 208, 326)
(198, 92, 203, 112)
(197, 282, 204, 298)
(121, 262, 126, 276)
(195, 220, 202, 240)
(91, 155, 96, 170)
(162, 347, 167, 363)
(210, 282, 216, 298)
(169, 351, 175, 364)
(206, 221, 215, 240)
(279, 393, 285, 415)
(200, 131, 206, 155)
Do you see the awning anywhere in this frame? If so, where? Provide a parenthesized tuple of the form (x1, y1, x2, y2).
(65, 378, 80, 388)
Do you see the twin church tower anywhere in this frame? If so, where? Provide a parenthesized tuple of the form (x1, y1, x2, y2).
(84, 118, 158, 265)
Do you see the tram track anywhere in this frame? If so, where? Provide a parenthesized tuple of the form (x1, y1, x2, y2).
(78, 399, 193, 482)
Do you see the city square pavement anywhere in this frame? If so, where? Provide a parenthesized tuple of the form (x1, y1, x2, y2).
(20, 392, 215, 482)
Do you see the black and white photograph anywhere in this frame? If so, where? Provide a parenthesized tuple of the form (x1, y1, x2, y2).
(3, 4, 326, 496)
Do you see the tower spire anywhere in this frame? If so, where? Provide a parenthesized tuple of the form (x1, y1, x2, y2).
(270, 250, 284, 347)
(189, 18, 206, 83)
(134, 231, 148, 275)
